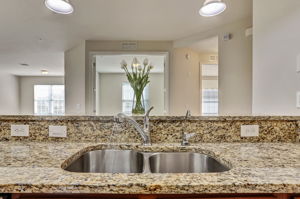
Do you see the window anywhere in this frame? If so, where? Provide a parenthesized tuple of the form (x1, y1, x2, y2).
(122, 82, 149, 114)
(34, 85, 65, 116)
(202, 89, 218, 116)
(202, 64, 218, 76)
(201, 64, 219, 116)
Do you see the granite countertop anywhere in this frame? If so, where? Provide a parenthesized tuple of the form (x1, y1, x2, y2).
(0, 141, 299, 194)
(1, 115, 300, 121)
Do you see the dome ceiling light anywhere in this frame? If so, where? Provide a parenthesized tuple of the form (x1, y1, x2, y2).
(199, 0, 227, 17)
(45, 0, 74, 15)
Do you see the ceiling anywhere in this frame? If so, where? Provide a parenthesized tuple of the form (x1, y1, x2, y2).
(96, 54, 165, 73)
(0, 0, 252, 76)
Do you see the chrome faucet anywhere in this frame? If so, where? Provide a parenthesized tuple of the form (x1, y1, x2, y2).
(181, 110, 195, 146)
(116, 107, 154, 146)
(185, 110, 191, 119)
(181, 132, 196, 146)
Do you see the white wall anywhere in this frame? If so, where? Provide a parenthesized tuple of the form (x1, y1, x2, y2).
(97, 73, 164, 115)
(218, 18, 253, 116)
(19, 76, 64, 115)
(148, 74, 165, 115)
(174, 17, 253, 116)
(65, 42, 86, 115)
(0, 73, 19, 115)
(171, 48, 201, 115)
(253, 0, 300, 115)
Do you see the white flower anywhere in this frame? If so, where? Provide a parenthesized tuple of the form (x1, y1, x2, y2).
(143, 58, 149, 66)
(120, 60, 127, 69)
(132, 57, 141, 68)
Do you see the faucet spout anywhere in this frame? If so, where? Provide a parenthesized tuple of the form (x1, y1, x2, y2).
(116, 107, 154, 146)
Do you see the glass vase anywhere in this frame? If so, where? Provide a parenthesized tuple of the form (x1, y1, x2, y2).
(132, 92, 145, 115)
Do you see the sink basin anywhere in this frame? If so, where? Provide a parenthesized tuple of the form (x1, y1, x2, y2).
(149, 152, 230, 173)
(65, 150, 144, 173)
(64, 150, 230, 174)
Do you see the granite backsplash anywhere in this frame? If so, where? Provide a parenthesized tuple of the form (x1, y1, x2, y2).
(0, 115, 299, 143)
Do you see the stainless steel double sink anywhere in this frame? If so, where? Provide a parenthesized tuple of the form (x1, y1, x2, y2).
(64, 149, 230, 174)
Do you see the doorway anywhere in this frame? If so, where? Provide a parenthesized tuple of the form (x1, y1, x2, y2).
(91, 52, 169, 116)
(184, 36, 219, 116)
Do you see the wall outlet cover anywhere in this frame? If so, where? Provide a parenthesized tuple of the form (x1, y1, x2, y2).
(49, 126, 67, 138)
(11, 125, 29, 137)
(241, 125, 259, 137)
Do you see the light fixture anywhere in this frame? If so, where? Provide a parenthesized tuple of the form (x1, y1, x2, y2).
(45, 0, 74, 15)
(199, 0, 226, 17)
(41, 70, 49, 75)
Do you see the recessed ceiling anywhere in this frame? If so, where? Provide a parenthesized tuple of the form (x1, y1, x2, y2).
(0, 0, 252, 76)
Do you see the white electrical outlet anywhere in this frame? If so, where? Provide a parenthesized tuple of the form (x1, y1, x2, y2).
(11, 125, 29, 137)
(49, 126, 67, 138)
(297, 92, 300, 108)
(241, 125, 259, 137)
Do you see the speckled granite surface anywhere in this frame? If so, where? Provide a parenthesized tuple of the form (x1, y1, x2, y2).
(0, 141, 299, 194)
(0, 116, 299, 143)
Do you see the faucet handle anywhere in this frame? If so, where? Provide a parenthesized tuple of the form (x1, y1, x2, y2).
(185, 110, 192, 122)
(181, 132, 196, 146)
(115, 113, 127, 123)
(113, 115, 122, 123)
(185, 110, 191, 119)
